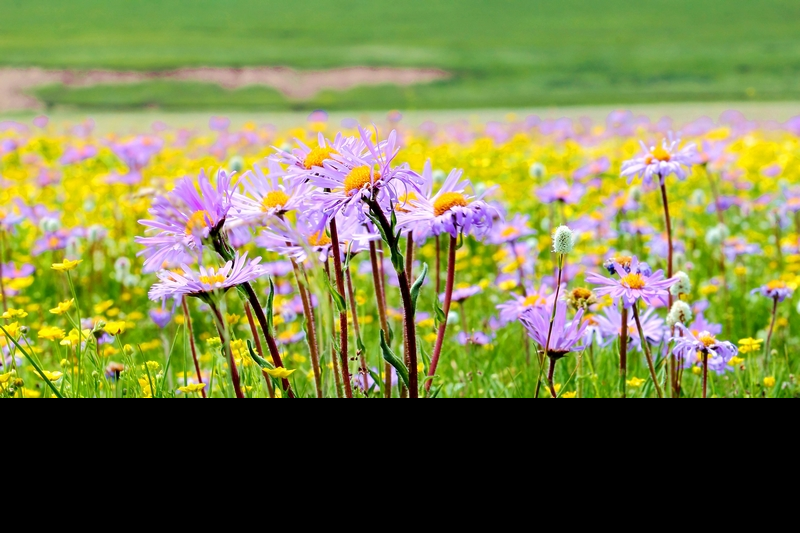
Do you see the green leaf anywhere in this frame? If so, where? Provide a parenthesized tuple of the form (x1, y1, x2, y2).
(456, 231, 465, 250)
(325, 275, 347, 313)
(342, 242, 355, 274)
(368, 368, 383, 394)
(434, 299, 446, 326)
(367, 212, 390, 245)
(387, 323, 395, 345)
(246, 340, 274, 370)
(420, 343, 431, 371)
(410, 263, 429, 313)
(380, 330, 409, 389)
(266, 278, 276, 338)
(0, 325, 63, 399)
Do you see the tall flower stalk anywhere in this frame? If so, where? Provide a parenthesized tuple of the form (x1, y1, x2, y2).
(182, 297, 207, 399)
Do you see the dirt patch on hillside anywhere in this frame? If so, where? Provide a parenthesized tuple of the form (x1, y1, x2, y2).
(0, 67, 451, 112)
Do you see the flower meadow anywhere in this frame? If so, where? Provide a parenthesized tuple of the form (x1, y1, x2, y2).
(1, 111, 799, 399)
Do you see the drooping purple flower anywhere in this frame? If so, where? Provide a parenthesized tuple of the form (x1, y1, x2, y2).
(587, 256, 676, 309)
(149, 308, 174, 329)
(724, 237, 762, 263)
(447, 285, 482, 304)
(752, 281, 794, 303)
(496, 285, 555, 325)
(148, 252, 266, 302)
(672, 325, 738, 375)
(519, 301, 588, 359)
(621, 136, 697, 187)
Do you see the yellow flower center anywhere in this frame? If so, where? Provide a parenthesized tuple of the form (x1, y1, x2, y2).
(651, 146, 672, 162)
(698, 333, 717, 348)
(612, 256, 633, 268)
(571, 288, 593, 300)
(396, 192, 419, 213)
(344, 166, 380, 196)
(199, 274, 227, 286)
(766, 280, 787, 291)
(185, 210, 213, 235)
(304, 147, 337, 170)
(261, 191, 290, 212)
(621, 273, 646, 290)
(308, 231, 332, 247)
(501, 227, 518, 238)
(434, 192, 469, 217)
(523, 295, 547, 307)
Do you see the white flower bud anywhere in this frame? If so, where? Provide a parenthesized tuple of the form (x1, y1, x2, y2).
(529, 163, 546, 179)
(228, 156, 244, 174)
(432, 169, 447, 184)
(552, 226, 575, 254)
(40, 217, 61, 233)
(670, 271, 691, 296)
(666, 301, 693, 329)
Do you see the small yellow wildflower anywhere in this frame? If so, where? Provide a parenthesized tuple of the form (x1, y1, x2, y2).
(738, 338, 763, 354)
(264, 367, 296, 379)
(562, 392, 578, 399)
(729, 357, 745, 367)
(103, 321, 127, 336)
(764, 377, 776, 389)
(37, 370, 63, 382)
(1, 308, 28, 320)
(0, 372, 14, 384)
(38, 326, 66, 341)
(178, 383, 206, 394)
(692, 366, 703, 376)
(51, 259, 83, 272)
(93, 300, 115, 315)
(49, 299, 75, 315)
(626, 377, 646, 389)
(145, 361, 160, 372)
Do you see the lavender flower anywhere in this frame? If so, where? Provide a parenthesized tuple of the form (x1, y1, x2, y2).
(752, 281, 794, 303)
(586, 256, 676, 309)
(519, 301, 588, 359)
(148, 252, 266, 302)
(672, 325, 738, 375)
(621, 136, 697, 187)
(537, 177, 586, 205)
(231, 160, 311, 223)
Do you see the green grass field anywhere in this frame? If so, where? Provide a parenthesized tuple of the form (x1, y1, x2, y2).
(2, 0, 800, 110)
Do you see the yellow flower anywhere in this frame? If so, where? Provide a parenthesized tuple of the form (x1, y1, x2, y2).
(764, 377, 777, 389)
(103, 321, 127, 336)
(60, 328, 91, 347)
(1, 308, 28, 320)
(93, 300, 115, 315)
(49, 299, 75, 315)
(264, 367, 296, 379)
(38, 326, 66, 341)
(36, 370, 64, 382)
(729, 357, 745, 367)
(562, 391, 577, 399)
(144, 361, 160, 372)
(51, 258, 83, 272)
(178, 383, 207, 394)
(626, 377, 646, 388)
(2, 322, 20, 338)
(0, 372, 14, 384)
(738, 338, 763, 354)
(692, 366, 703, 376)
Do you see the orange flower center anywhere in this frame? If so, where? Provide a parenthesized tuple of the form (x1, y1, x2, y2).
(646, 146, 672, 164)
(344, 166, 380, 196)
(261, 191, 290, 212)
(185, 210, 213, 235)
(766, 280, 787, 291)
(199, 274, 226, 286)
(571, 287, 593, 300)
(308, 231, 332, 247)
(396, 191, 419, 213)
(621, 273, 646, 290)
(304, 147, 337, 170)
(698, 333, 717, 348)
(434, 192, 469, 217)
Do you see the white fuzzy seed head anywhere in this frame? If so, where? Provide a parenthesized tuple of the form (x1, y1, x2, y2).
(530, 162, 547, 179)
(666, 301, 693, 329)
(552, 226, 575, 254)
(670, 271, 692, 296)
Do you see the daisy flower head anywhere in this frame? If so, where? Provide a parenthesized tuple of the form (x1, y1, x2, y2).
(602, 255, 652, 277)
(519, 301, 588, 360)
(306, 126, 422, 230)
(594, 304, 666, 352)
(672, 325, 738, 375)
(586, 256, 676, 309)
(752, 280, 793, 303)
(496, 285, 554, 325)
(487, 214, 535, 245)
(621, 135, 697, 187)
(230, 160, 311, 224)
(270, 131, 366, 181)
(136, 169, 238, 273)
(537, 177, 586, 205)
(397, 168, 499, 240)
(148, 252, 265, 303)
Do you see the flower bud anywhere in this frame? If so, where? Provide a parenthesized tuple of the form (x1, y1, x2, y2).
(670, 271, 691, 296)
(529, 162, 546, 179)
(666, 301, 693, 328)
(228, 156, 244, 174)
(552, 226, 575, 254)
(40, 217, 61, 233)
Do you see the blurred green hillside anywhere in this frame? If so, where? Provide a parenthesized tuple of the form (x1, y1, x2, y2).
(2, 0, 800, 110)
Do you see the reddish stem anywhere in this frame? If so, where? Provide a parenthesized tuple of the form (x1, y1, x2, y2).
(426, 235, 457, 393)
(620, 304, 628, 399)
(210, 302, 244, 399)
(181, 297, 207, 399)
(346, 266, 368, 393)
(368, 242, 393, 398)
(329, 218, 353, 399)
(547, 358, 558, 399)
(245, 303, 275, 399)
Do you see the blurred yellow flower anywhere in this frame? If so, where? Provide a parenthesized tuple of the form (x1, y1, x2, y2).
(764, 377, 776, 389)
(264, 367, 296, 379)
(49, 299, 75, 315)
(51, 259, 82, 272)
(738, 338, 763, 354)
(1, 308, 28, 320)
(38, 326, 66, 341)
(627, 377, 646, 388)
(103, 321, 127, 336)
(178, 383, 206, 394)
(562, 392, 578, 399)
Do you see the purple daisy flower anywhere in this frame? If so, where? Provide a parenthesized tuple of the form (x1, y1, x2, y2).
(60, 145, 98, 165)
(586, 256, 676, 309)
(148, 252, 265, 302)
(457, 331, 493, 346)
(149, 308, 174, 329)
(496, 285, 555, 325)
(136, 170, 237, 273)
(573, 157, 611, 181)
(593, 304, 666, 352)
(621, 136, 697, 187)
(231, 160, 311, 224)
(724, 237, 762, 263)
(752, 281, 794, 303)
(271, 132, 366, 181)
(537, 177, 586, 205)
(487, 214, 535, 245)
(447, 285, 482, 304)
(397, 168, 499, 239)
(672, 325, 738, 375)
(519, 301, 588, 359)
(306, 127, 421, 230)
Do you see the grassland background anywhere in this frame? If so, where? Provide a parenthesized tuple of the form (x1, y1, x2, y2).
(1, 0, 800, 111)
